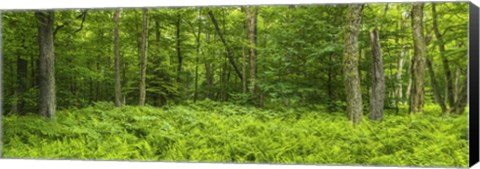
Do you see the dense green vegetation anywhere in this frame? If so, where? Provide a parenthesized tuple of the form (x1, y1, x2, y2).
(3, 101, 468, 167)
(1, 1, 469, 167)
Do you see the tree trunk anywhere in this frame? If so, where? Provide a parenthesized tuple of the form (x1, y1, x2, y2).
(207, 10, 243, 81)
(176, 13, 182, 83)
(15, 50, 28, 115)
(242, 45, 247, 94)
(113, 9, 122, 107)
(95, 56, 100, 101)
(454, 67, 460, 102)
(395, 45, 406, 103)
(450, 76, 467, 114)
(409, 3, 426, 114)
(194, 9, 202, 103)
(0, 11, 3, 156)
(31, 55, 36, 89)
(241, 8, 248, 94)
(204, 31, 214, 99)
(432, 3, 454, 108)
(327, 54, 334, 112)
(36, 11, 56, 118)
(247, 7, 258, 97)
(123, 50, 128, 105)
(426, 57, 447, 112)
(369, 27, 385, 121)
(139, 8, 149, 106)
(343, 4, 364, 125)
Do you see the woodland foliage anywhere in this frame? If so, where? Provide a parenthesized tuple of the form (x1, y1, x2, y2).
(3, 101, 468, 167)
(0, 2, 469, 167)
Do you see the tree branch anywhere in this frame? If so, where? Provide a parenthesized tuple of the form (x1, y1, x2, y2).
(74, 10, 88, 33)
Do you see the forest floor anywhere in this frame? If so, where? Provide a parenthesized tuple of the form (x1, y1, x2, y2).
(2, 100, 468, 167)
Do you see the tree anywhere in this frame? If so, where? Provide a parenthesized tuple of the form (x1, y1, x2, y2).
(193, 9, 202, 102)
(426, 57, 447, 112)
(343, 4, 364, 125)
(409, 3, 426, 114)
(207, 10, 243, 81)
(113, 9, 122, 107)
(176, 13, 182, 83)
(36, 11, 56, 118)
(450, 76, 467, 114)
(13, 39, 28, 115)
(369, 26, 385, 120)
(246, 6, 258, 97)
(432, 3, 454, 109)
(0, 11, 3, 157)
(139, 8, 149, 106)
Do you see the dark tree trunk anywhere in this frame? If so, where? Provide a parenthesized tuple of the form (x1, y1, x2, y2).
(89, 77, 93, 102)
(207, 10, 243, 81)
(327, 54, 335, 113)
(15, 46, 28, 115)
(204, 31, 214, 99)
(432, 3, 454, 108)
(0, 11, 3, 156)
(242, 45, 247, 94)
(113, 9, 122, 107)
(369, 27, 385, 121)
(36, 11, 56, 118)
(409, 3, 427, 114)
(95, 57, 100, 101)
(343, 4, 364, 125)
(426, 58, 447, 112)
(139, 8, 149, 106)
(240, 7, 248, 94)
(176, 13, 182, 83)
(31, 55, 36, 89)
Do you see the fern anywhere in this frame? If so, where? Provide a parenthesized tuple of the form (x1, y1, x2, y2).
(2, 102, 468, 167)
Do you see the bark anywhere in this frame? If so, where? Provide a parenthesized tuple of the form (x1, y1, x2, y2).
(343, 4, 364, 125)
(176, 13, 182, 83)
(247, 7, 258, 97)
(394, 15, 406, 105)
(194, 9, 202, 102)
(0, 11, 2, 156)
(15, 56, 28, 115)
(327, 54, 334, 112)
(405, 53, 412, 100)
(241, 8, 248, 94)
(242, 45, 247, 93)
(36, 11, 56, 118)
(31, 55, 36, 89)
(207, 10, 243, 81)
(204, 31, 214, 99)
(139, 8, 148, 106)
(369, 27, 385, 121)
(95, 56, 100, 101)
(449, 76, 467, 114)
(426, 57, 447, 112)
(409, 3, 426, 114)
(432, 3, 454, 108)
(395, 45, 406, 103)
(454, 67, 460, 102)
(113, 9, 122, 107)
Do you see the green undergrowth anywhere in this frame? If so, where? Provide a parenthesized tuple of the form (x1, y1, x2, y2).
(2, 100, 468, 167)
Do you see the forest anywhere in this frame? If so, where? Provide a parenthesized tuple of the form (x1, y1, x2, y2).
(1, 2, 469, 167)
